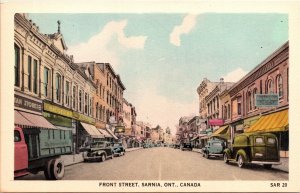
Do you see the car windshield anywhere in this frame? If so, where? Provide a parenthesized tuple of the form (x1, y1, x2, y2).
(212, 142, 222, 147)
(91, 142, 105, 148)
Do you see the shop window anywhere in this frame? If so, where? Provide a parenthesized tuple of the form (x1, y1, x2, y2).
(28, 56, 32, 91)
(14, 44, 20, 87)
(43, 67, 49, 97)
(55, 73, 61, 103)
(276, 75, 283, 98)
(33, 59, 38, 94)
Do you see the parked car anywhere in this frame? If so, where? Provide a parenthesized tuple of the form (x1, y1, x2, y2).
(112, 143, 125, 156)
(223, 132, 281, 168)
(143, 143, 150, 148)
(181, 142, 192, 151)
(81, 141, 113, 162)
(202, 139, 226, 159)
(174, 143, 181, 149)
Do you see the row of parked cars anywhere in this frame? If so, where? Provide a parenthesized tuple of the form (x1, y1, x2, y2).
(80, 141, 126, 162)
(174, 132, 281, 169)
(201, 132, 281, 169)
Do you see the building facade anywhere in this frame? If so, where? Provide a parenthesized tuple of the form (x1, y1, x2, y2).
(228, 42, 289, 157)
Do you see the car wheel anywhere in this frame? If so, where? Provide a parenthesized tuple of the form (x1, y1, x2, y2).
(224, 153, 229, 164)
(237, 155, 244, 168)
(101, 154, 106, 162)
(205, 152, 209, 159)
(264, 164, 272, 169)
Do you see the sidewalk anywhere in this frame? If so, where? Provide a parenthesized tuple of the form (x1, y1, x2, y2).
(192, 148, 288, 173)
(61, 147, 143, 166)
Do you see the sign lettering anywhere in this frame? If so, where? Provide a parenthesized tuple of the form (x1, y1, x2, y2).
(255, 94, 279, 107)
(14, 94, 42, 112)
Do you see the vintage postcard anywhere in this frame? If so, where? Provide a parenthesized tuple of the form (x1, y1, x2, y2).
(1, 0, 300, 192)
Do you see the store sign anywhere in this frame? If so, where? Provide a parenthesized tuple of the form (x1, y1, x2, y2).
(255, 94, 279, 107)
(73, 111, 95, 124)
(43, 112, 72, 128)
(14, 94, 42, 112)
(115, 126, 125, 133)
(44, 102, 73, 118)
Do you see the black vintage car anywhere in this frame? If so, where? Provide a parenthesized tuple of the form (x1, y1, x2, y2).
(112, 143, 126, 156)
(181, 142, 192, 151)
(81, 141, 114, 162)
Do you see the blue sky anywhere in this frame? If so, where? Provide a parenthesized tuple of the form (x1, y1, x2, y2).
(29, 13, 288, 133)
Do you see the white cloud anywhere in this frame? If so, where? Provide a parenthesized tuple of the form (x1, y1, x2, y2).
(67, 20, 147, 67)
(170, 14, 197, 46)
(133, 84, 198, 135)
(222, 67, 248, 82)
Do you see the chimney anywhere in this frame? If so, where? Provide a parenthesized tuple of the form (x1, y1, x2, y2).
(220, 77, 224, 83)
(57, 20, 61, 34)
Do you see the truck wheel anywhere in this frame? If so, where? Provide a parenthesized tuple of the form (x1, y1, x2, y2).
(44, 159, 54, 180)
(50, 159, 65, 180)
(224, 153, 229, 164)
(237, 155, 245, 168)
(264, 164, 272, 169)
(101, 154, 106, 162)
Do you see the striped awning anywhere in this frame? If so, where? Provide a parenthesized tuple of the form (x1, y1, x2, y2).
(81, 122, 104, 138)
(15, 110, 55, 129)
(210, 125, 230, 140)
(245, 109, 288, 133)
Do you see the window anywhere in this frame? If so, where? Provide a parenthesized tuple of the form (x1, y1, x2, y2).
(96, 103, 99, 119)
(79, 90, 82, 112)
(14, 44, 20, 87)
(252, 88, 257, 109)
(55, 73, 61, 102)
(228, 104, 230, 119)
(14, 130, 21, 142)
(89, 97, 92, 115)
(237, 97, 242, 115)
(276, 75, 283, 98)
(266, 79, 273, 94)
(267, 138, 276, 144)
(224, 106, 227, 120)
(85, 93, 88, 114)
(65, 81, 70, 106)
(247, 91, 252, 112)
(33, 59, 38, 94)
(28, 56, 32, 91)
(260, 80, 262, 94)
(72, 86, 76, 109)
(43, 67, 49, 97)
(255, 137, 264, 144)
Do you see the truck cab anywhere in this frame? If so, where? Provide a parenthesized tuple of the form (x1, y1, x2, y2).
(14, 127, 29, 177)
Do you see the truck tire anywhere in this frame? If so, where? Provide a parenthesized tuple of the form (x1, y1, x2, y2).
(50, 158, 65, 180)
(44, 159, 54, 180)
(237, 155, 245, 168)
(223, 153, 229, 164)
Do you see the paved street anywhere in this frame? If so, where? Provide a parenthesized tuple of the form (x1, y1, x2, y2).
(17, 147, 288, 180)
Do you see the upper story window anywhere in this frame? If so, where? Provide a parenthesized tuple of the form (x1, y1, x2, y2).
(33, 59, 38, 94)
(65, 81, 70, 107)
(227, 104, 231, 119)
(14, 44, 20, 87)
(266, 79, 274, 94)
(79, 90, 83, 112)
(247, 91, 252, 112)
(252, 88, 257, 109)
(85, 93, 88, 114)
(55, 73, 62, 103)
(237, 97, 242, 115)
(276, 75, 283, 98)
(43, 67, 49, 97)
(89, 97, 92, 116)
(96, 102, 99, 119)
(72, 86, 76, 109)
(28, 56, 32, 91)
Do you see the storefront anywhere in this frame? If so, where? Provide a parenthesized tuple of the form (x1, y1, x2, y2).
(210, 125, 230, 146)
(245, 109, 289, 157)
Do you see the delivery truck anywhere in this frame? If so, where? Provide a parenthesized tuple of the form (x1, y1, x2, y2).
(14, 126, 73, 180)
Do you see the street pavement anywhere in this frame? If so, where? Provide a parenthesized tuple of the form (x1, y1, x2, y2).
(17, 147, 288, 180)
